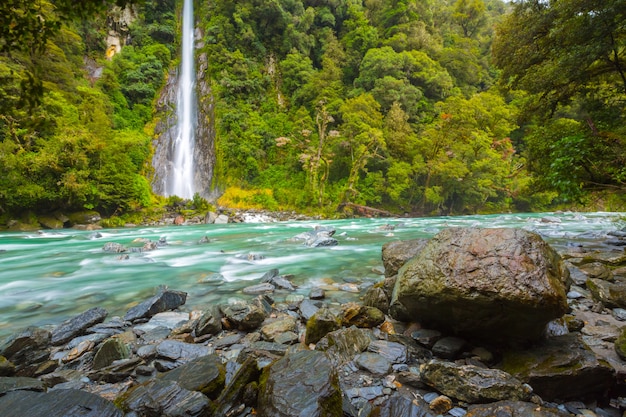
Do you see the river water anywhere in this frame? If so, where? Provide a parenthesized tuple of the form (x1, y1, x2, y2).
(0, 212, 624, 339)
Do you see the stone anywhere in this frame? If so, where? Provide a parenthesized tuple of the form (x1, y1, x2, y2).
(260, 316, 297, 342)
(0, 376, 45, 394)
(213, 357, 260, 416)
(362, 286, 389, 313)
(586, 278, 626, 308)
(299, 299, 321, 320)
(390, 228, 569, 345)
(410, 329, 442, 348)
(120, 379, 210, 417)
(309, 288, 325, 300)
(134, 311, 190, 333)
(194, 307, 222, 337)
(102, 242, 126, 253)
(214, 214, 229, 224)
(242, 283, 275, 295)
(160, 354, 225, 398)
(0, 327, 51, 375)
(0, 389, 122, 417)
(499, 333, 615, 401)
(156, 340, 213, 362)
(221, 301, 267, 331)
(0, 356, 15, 376)
(305, 308, 341, 345)
(381, 238, 429, 277)
(368, 340, 408, 364)
(579, 262, 613, 281)
(93, 338, 131, 370)
(355, 352, 392, 375)
(341, 303, 385, 328)
(61, 340, 95, 363)
(51, 307, 108, 345)
(429, 395, 453, 414)
(466, 400, 570, 417)
(316, 327, 374, 365)
(432, 336, 467, 359)
(566, 262, 589, 286)
(377, 392, 434, 416)
(124, 289, 187, 322)
(274, 331, 299, 345)
(257, 350, 342, 417)
(616, 327, 626, 361)
(269, 275, 295, 291)
(420, 359, 532, 403)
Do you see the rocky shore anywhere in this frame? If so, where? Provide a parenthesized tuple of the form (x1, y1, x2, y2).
(1, 226, 626, 416)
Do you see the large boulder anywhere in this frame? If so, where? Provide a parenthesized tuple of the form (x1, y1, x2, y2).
(381, 238, 429, 277)
(390, 228, 569, 345)
(258, 350, 342, 417)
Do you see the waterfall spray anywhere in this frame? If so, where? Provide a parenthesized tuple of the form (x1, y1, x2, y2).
(169, 0, 196, 199)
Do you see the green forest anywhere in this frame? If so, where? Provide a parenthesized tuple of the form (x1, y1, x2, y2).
(1, 0, 625, 224)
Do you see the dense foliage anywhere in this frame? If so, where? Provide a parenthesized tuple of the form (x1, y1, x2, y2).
(202, 0, 528, 215)
(1, 0, 625, 222)
(493, 0, 626, 204)
(0, 0, 174, 217)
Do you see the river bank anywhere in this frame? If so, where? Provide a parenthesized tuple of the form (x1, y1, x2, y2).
(1, 219, 626, 416)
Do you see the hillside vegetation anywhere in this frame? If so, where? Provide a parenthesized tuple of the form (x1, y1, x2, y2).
(0, 0, 624, 222)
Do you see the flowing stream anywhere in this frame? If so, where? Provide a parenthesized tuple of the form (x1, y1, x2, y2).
(168, 0, 197, 198)
(0, 212, 624, 339)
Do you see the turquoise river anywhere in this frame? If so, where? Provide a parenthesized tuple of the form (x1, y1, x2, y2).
(0, 212, 624, 340)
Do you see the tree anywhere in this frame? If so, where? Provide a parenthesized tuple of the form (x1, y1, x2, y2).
(493, 0, 626, 115)
(415, 92, 521, 213)
(0, 0, 138, 107)
(452, 0, 487, 38)
(337, 93, 385, 204)
(493, 0, 626, 197)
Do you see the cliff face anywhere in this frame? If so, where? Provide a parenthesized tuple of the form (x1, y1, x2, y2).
(151, 18, 216, 200)
(194, 48, 218, 201)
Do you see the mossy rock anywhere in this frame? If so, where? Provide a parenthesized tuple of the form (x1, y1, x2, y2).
(615, 327, 626, 361)
(305, 308, 341, 345)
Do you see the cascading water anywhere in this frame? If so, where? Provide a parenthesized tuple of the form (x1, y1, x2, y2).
(151, 0, 215, 200)
(168, 0, 197, 199)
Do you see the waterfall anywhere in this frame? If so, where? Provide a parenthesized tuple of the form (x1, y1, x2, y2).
(168, 0, 197, 199)
(151, 0, 215, 201)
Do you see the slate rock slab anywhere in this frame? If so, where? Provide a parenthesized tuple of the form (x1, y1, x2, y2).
(51, 307, 108, 346)
(420, 359, 532, 403)
(258, 350, 342, 417)
(124, 289, 187, 322)
(159, 354, 225, 399)
(0, 389, 123, 417)
(499, 333, 615, 401)
(466, 400, 570, 417)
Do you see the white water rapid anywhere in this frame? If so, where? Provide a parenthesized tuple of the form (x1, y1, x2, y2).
(169, 0, 197, 199)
